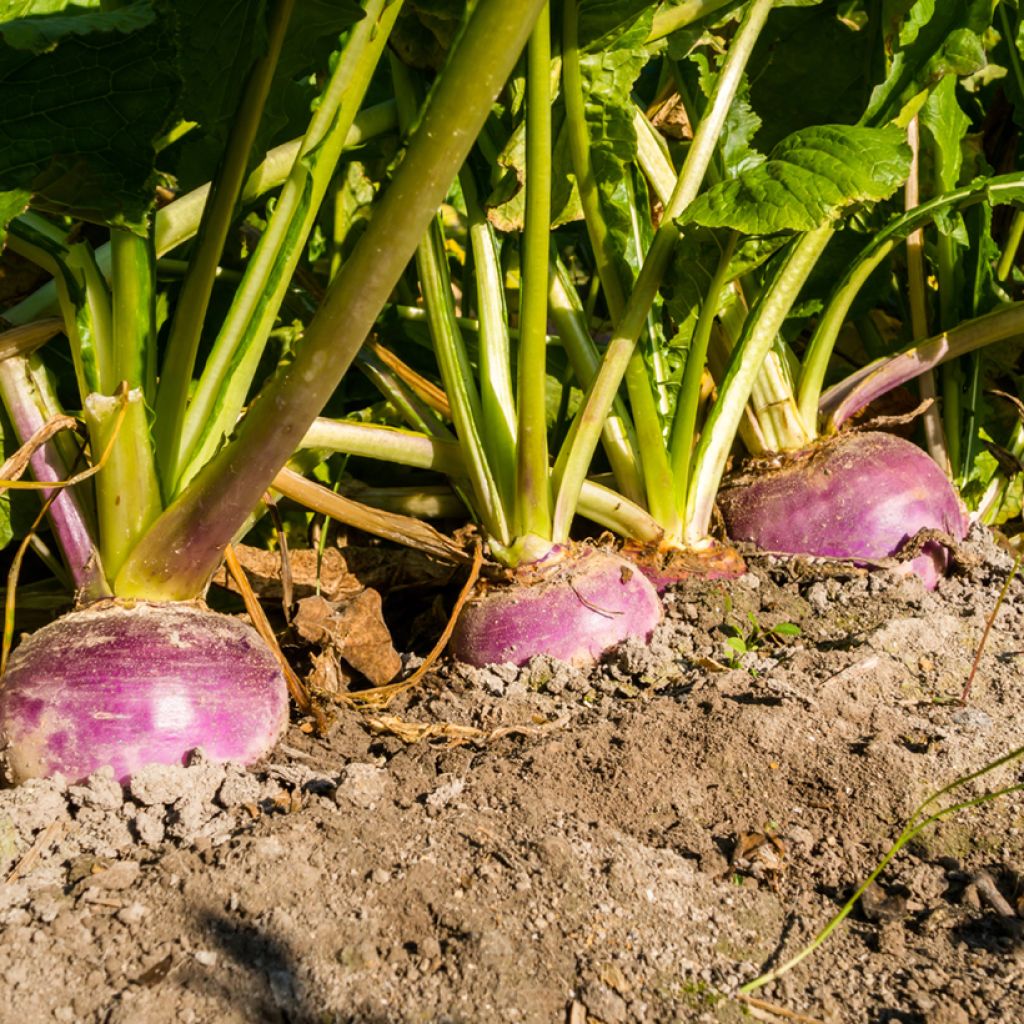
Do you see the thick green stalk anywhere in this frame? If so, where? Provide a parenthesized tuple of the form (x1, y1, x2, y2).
(514, 6, 553, 542)
(551, 0, 776, 541)
(109, 228, 156, 400)
(548, 261, 644, 504)
(153, 0, 295, 481)
(668, 231, 736, 514)
(171, 0, 403, 494)
(114, 0, 547, 600)
(469, 219, 517, 509)
(83, 389, 162, 580)
(796, 174, 1024, 426)
(100, 225, 163, 582)
(685, 226, 833, 545)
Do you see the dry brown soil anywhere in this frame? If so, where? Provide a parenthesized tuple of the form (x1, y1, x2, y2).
(0, 526, 1022, 1024)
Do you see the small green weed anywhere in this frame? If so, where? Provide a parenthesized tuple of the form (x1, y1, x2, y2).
(720, 605, 802, 671)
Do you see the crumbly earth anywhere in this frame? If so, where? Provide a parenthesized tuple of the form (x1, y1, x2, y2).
(0, 526, 1022, 1024)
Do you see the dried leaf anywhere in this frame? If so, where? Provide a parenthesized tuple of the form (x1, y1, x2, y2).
(294, 591, 401, 687)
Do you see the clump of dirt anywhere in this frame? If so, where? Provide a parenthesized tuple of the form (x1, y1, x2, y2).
(0, 526, 1021, 1024)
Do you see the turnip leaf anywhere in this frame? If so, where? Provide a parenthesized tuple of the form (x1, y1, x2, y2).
(682, 124, 911, 234)
(0, 1, 180, 229)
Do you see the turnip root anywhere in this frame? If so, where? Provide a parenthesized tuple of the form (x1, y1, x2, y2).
(0, 602, 288, 783)
(451, 546, 662, 667)
(717, 431, 968, 588)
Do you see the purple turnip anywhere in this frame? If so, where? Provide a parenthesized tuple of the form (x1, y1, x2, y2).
(717, 431, 969, 588)
(451, 546, 662, 667)
(0, 602, 288, 784)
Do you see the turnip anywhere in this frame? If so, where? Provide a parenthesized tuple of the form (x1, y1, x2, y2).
(293, 0, 786, 665)
(717, 432, 969, 588)
(0, 0, 548, 781)
(450, 546, 662, 668)
(0, 603, 287, 783)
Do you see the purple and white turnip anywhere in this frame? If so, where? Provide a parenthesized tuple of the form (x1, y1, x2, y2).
(451, 546, 662, 668)
(717, 431, 969, 588)
(0, 603, 288, 784)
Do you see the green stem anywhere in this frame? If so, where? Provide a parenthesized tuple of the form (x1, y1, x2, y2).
(298, 418, 664, 544)
(796, 173, 1024, 426)
(936, 230, 962, 476)
(469, 218, 517, 505)
(685, 226, 833, 545)
(170, 0, 402, 494)
(562, 0, 677, 535)
(669, 231, 736, 515)
(822, 302, 1024, 430)
(83, 389, 163, 583)
(114, 0, 547, 600)
(6, 217, 114, 398)
(997, 209, 1024, 281)
(741, 744, 1024, 995)
(647, 0, 737, 44)
(548, 260, 645, 504)
(514, 5, 553, 543)
(416, 216, 510, 544)
(551, 0, 776, 541)
(153, 0, 295, 484)
(905, 116, 948, 472)
(109, 228, 157, 401)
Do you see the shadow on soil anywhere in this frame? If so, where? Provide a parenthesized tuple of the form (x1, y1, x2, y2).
(177, 908, 396, 1024)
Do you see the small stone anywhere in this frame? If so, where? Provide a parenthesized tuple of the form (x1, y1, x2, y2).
(116, 902, 149, 927)
(69, 766, 123, 810)
(425, 775, 464, 813)
(950, 708, 992, 731)
(193, 950, 218, 967)
(334, 763, 391, 810)
(583, 981, 629, 1024)
(806, 582, 829, 613)
(129, 764, 189, 807)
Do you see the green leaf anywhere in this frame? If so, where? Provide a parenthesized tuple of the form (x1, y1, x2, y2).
(772, 621, 801, 637)
(0, 0, 180, 228)
(0, 188, 30, 247)
(682, 124, 912, 235)
(577, 0, 653, 52)
(863, 0, 991, 126)
(745, 4, 876, 151)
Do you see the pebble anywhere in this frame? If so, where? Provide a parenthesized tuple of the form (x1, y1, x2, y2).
(334, 763, 392, 810)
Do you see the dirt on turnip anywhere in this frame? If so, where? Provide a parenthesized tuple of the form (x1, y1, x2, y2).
(0, 525, 1022, 1024)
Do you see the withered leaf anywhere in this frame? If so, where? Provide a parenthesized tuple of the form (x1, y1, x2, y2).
(294, 591, 401, 687)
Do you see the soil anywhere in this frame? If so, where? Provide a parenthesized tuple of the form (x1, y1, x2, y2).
(0, 526, 1022, 1024)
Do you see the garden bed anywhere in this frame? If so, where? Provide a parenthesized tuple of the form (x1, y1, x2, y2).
(0, 528, 1021, 1024)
